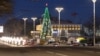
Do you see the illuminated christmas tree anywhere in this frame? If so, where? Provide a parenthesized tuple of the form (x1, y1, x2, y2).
(40, 4, 52, 40)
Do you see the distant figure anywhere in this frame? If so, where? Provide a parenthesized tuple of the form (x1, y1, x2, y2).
(71, 41, 74, 44)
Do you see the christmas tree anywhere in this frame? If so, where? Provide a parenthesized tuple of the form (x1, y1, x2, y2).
(40, 4, 52, 40)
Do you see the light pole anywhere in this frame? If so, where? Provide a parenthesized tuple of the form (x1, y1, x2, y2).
(31, 17, 37, 31)
(92, 0, 97, 46)
(22, 18, 27, 36)
(55, 7, 64, 41)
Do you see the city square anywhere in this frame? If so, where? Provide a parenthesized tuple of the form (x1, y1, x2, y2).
(0, 0, 100, 56)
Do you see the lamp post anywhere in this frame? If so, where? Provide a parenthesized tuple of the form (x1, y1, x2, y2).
(22, 18, 27, 36)
(55, 7, 64, 41)
(92, 0, 97, 46)
(31, 17, 37, 31)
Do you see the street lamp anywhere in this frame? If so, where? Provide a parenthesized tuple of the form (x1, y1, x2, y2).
(55, 7, 64, 40)
(22, 18, 27, 36)
(92, 0, 97, 46)
(31, 17, 37, 31)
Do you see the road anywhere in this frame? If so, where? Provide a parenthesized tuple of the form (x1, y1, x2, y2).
(0, 46, 100, 56)
(0, 43, 10, 47)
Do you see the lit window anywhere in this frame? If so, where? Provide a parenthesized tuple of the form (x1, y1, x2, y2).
(69, 28, 71, 30)
(72, 28, 74, 30)
(77, 28, 80, 30)
(63, 28, 65, 30)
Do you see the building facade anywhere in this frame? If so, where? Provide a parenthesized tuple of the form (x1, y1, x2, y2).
(36, 24, 82, 38)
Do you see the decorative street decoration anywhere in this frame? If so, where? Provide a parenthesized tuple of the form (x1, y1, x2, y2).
(40, 4, 52, 40)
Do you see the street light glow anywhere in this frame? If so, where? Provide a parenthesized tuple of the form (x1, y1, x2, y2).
(31, 17, 37, 31)
(55, 7, 64, 13)
(31, 17, 37, 21)
(92, 0, 96, 3)
(22, 18, 28, 21)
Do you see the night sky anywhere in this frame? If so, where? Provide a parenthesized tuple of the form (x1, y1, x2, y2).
(1, 0, 100, 24)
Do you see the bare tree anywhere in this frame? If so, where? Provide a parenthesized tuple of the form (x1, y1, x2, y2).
(4, 18, 23, 36)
